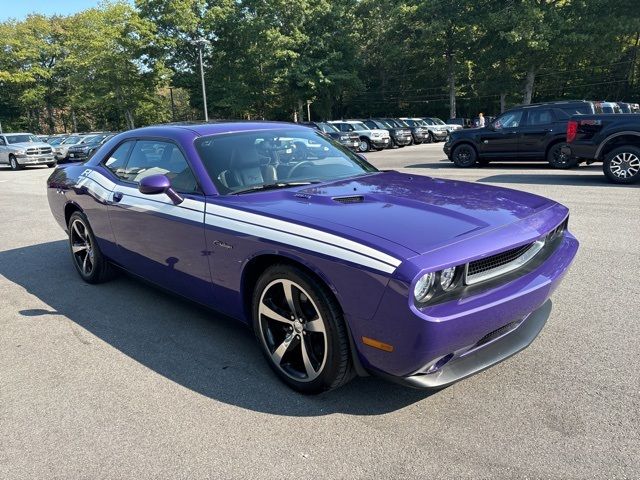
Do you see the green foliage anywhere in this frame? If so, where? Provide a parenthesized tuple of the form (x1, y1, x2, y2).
(1, 0, 640, 132)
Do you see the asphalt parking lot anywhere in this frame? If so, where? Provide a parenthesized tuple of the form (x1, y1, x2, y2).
(1, 143, 638, 479)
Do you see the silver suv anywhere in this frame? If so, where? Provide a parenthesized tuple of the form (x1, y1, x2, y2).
(0, 133, 56, 170)
(328, 120, 390, 152)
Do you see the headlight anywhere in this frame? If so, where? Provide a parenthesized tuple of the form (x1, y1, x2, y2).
(340, 135, 348, 141)
(14, 149, 26, 155)
(414, 272, 435, 303)
(440, 267, 457, 291)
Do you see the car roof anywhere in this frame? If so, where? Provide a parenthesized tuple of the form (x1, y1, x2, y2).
(3, 132, 36, 136)
(135, 121, 309, 137)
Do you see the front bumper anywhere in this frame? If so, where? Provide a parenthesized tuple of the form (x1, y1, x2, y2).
(66, 151, 89, 161)
(352, 230, 578, 387)
(401, 300, 550, 388)
(393, 135, 413, 146)
(431, 130, 448, 141)
(371, 137, 390, 148)
(16, 154, 55, 165)
(443, 141, 452, 158)
(340, 139, 360, 150)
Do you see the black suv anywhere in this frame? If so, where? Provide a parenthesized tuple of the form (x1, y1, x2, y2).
(302, 121, 360, 150)
(362, 119, 412, 148)
(443, 100, 597, 168)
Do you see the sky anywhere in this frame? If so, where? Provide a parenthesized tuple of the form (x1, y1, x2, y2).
(0, 0, 130, 21)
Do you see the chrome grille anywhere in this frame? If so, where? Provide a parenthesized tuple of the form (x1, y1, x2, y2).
(465, 240, 545, 285)
(26, 147, 52, 155)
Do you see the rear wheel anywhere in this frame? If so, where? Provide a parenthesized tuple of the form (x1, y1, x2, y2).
(9, 155, 22, 171)
(253, 264, 354, 393)
(451, 144, 477, 167)
(603, 146, 640, 184)
(547, 142, 576, 169)
(68, 211, 115, 284)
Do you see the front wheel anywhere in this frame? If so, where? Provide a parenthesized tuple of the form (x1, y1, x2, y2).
(47, 161, 57, 168)
(547, 143, 576, 169)
(68, 211, 115, 284)
(253, 264, 354, 393)
(424, 132, 433, 144)
(357, 138, 371, 152)
(451, 144, 477, 167)
(603, 146, 640, 184)
(9, 155, 22, 171)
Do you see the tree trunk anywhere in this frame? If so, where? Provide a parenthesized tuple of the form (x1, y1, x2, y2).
(446, 51, 456, 119)
(500, 93, 506, 113)
(125, 109, 135, 130)
(71, 110, 78, 132)
(523, 67, 536, 104)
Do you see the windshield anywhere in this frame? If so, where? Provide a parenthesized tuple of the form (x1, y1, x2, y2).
(48, 137, 66, 146)
(402, 119, 417, 127)
(62, 135, 82, 144)
(195, 129, 378, 195)
(317, 122, 339, 133)
(5, 134, 38, 144)
(421, 118, 435, 125)
(350, 122, 369, 130)
(431, 118, 446, 125)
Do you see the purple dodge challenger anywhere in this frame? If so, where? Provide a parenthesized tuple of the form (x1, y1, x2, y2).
(47, 122, 578, 393)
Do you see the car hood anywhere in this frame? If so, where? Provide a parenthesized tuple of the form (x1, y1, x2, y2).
(9, 141, 52, 149)
(228, 171, 556, 259)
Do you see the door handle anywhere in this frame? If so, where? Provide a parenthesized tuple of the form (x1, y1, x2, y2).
(112, 191, 123, 202)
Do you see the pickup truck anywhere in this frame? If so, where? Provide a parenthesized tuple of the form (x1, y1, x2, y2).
(562, 114, 640, 184)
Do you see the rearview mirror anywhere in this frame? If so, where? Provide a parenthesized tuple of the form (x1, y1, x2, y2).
(138, 174, 183, 205)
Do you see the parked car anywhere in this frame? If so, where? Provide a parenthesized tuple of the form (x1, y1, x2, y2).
(328, 120, 390, 152)
(413, 117, 449, 142)
(381, 118, 427, 145)
(53, 134, 88, 161)
(362, 119, 412, 148)
(562, 113, 640, 184)
(46, 135, 69, 147)
(428, 117, 463, 134)
(595, 101, 622, 114)
(46, 122, 578, 393)
(302, 122, 359, 150)
(443, 100, 597, 168)
(397, 118, 432, 144)
(448, 118, 473, 129)
(0, 132, 56, 170)
(66, 133, 115, 161)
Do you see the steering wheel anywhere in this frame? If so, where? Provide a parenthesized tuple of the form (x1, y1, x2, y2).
(287, 161, 316, 180)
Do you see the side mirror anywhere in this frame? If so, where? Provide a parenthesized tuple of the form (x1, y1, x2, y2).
(138, 174, 183, 205)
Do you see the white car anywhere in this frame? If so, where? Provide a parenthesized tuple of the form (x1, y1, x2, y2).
(0, 133, 56, 170)
(427, 117, 463, 134)
(328, 120, 390, 152)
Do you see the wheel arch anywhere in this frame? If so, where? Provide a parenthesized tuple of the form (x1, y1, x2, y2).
(597, 132, 640, 159)
(544, 137, 567, 158)
(451, 140, 479, 156)
(64, 201, 83, 229)
(240, 252, 368, 376)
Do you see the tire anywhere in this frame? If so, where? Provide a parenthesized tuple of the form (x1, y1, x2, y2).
(252, 264, 354, 394)
(9, 155, 22, 171)
(547, 142, 576, 169)
(603, 146, 640, 184)
(424, 132, 433, 144)
(68, 211, 115, 284)
(357, 138, 371, 153)
(451, 143, 477, 167)
(47, 161, 57, 168)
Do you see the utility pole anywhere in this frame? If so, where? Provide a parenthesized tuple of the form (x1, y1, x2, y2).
(193, 39, 211, 122)
(306, 100, 312, 122)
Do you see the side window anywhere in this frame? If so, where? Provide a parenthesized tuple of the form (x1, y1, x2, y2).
(122, 140, 199, 193)
(526, 109, 554, 126)
(0, 137, 5, 146)
(103, 141, 134, 178)
(494, 110, 523, 129)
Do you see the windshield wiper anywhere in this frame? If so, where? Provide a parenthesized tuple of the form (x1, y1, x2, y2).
(230, 181, 321, 195)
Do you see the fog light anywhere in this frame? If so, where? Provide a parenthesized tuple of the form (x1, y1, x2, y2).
(414, 272, 435, 303)
(425, 353, 454, 374)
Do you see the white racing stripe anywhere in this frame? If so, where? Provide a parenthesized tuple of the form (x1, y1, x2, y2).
(80, 169, 401, 274)
(205, 213, 398, 274)
(207, 204, 402, 268)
